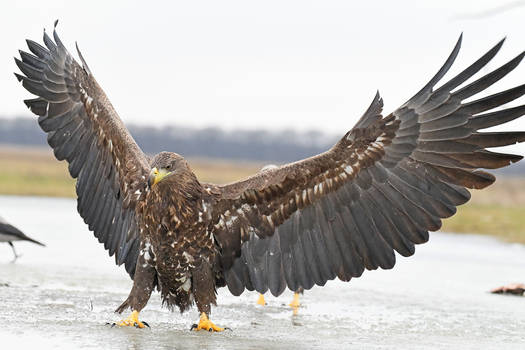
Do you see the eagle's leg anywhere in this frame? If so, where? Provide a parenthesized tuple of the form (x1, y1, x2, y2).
(257, 293, 266, 305)
(289, 287, 304, 315)
(289, 292, 300, 315)
(191, 260, 225, 332)
(113, 252, 156, 329)
(289, 292, 300, 309)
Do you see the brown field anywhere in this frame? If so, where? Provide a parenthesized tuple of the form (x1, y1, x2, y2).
(0, 145, 264, 197)
(440, 177, 525, 243)
(1, 145, 524, 243)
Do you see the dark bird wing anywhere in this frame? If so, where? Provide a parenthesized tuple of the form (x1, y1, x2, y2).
(209, 35, 525, 296)
(15, 23, 150, 278)
(0, 216, 45, 246)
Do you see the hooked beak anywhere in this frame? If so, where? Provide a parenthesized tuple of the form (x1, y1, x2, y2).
(148, 167, 170, 188)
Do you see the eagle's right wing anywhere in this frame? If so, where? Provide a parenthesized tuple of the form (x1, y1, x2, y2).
(15, 23, 150, 278)
(208, 36, 525, 296)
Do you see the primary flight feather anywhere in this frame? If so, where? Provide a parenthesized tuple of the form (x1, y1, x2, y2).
(15, 23, 525, 331)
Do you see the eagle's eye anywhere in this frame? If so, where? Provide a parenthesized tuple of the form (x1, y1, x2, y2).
(166, 164, 171, 170)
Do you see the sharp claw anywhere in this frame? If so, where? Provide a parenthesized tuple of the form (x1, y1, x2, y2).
(192, 313, 226, 332)
(142, 321, 150, 328)
(224, 327, 232, 331)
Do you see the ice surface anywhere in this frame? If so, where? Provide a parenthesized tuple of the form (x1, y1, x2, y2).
(1, 195, 525, 349)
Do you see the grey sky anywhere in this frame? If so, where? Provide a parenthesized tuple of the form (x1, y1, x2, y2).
(2, 0, 525, 152)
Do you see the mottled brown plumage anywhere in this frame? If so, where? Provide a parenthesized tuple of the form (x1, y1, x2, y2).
(136, 152, 219, 313)
(15, 24, 525, 329)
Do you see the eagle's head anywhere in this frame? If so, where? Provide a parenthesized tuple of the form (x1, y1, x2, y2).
(148, 152, 191, 188)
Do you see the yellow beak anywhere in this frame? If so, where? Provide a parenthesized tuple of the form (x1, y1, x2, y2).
(148, 167, 170, 188)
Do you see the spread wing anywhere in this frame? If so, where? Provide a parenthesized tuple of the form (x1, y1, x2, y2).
(209, 35, 525, 296)
(15, 23, 150, 278)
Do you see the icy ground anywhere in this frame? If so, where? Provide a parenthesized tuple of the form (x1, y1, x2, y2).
(1, 195, 525, 349)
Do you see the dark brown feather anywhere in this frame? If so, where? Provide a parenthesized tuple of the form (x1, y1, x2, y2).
(214, 36, 525, 297)
(16, 28, 150, 278)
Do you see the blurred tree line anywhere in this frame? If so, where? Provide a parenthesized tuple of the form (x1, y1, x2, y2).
(0, 117, 336, 163)
(1, 116, 524, 175)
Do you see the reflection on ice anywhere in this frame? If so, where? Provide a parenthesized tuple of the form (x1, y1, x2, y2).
(1, 195, 525, 349)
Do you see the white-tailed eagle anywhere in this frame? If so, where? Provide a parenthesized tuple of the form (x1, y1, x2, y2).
(15, 23, 525, 330)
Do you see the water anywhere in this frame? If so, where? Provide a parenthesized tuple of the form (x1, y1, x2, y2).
(1, 195, 525, 349)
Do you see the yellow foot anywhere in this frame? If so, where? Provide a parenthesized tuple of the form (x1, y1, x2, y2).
(114, 310, 149, 328)
(257, 293, 267, 306)
(289, 292, 301, 315)
(191, 312, 225, 332)
(289, 292, 300, 309)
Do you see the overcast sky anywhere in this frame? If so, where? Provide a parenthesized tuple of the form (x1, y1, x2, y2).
(2, 0, 525, 152)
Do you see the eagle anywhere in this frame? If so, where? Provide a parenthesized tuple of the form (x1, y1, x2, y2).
(15, 23, 525, 331)
(0, 215, 45, 262)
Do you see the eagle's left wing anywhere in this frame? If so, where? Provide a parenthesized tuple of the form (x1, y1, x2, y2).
(208, 36, 525, 296)
(14, 23, 151, 278)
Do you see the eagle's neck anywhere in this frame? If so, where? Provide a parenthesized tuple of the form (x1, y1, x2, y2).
(147, 172, 205, 233)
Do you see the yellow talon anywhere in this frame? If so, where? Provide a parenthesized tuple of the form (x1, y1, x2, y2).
(257, 293, 266, 306)
(192, 312, 225, 332)
(289, 292, 300, 315)
(117, 310, 147, 328)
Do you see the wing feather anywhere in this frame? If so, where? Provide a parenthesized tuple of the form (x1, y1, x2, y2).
(16, 25, 149, 278)
(212, 36, 525, 296)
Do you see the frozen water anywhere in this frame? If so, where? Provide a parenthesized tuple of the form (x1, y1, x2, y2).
(1, 195, 525, 349)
